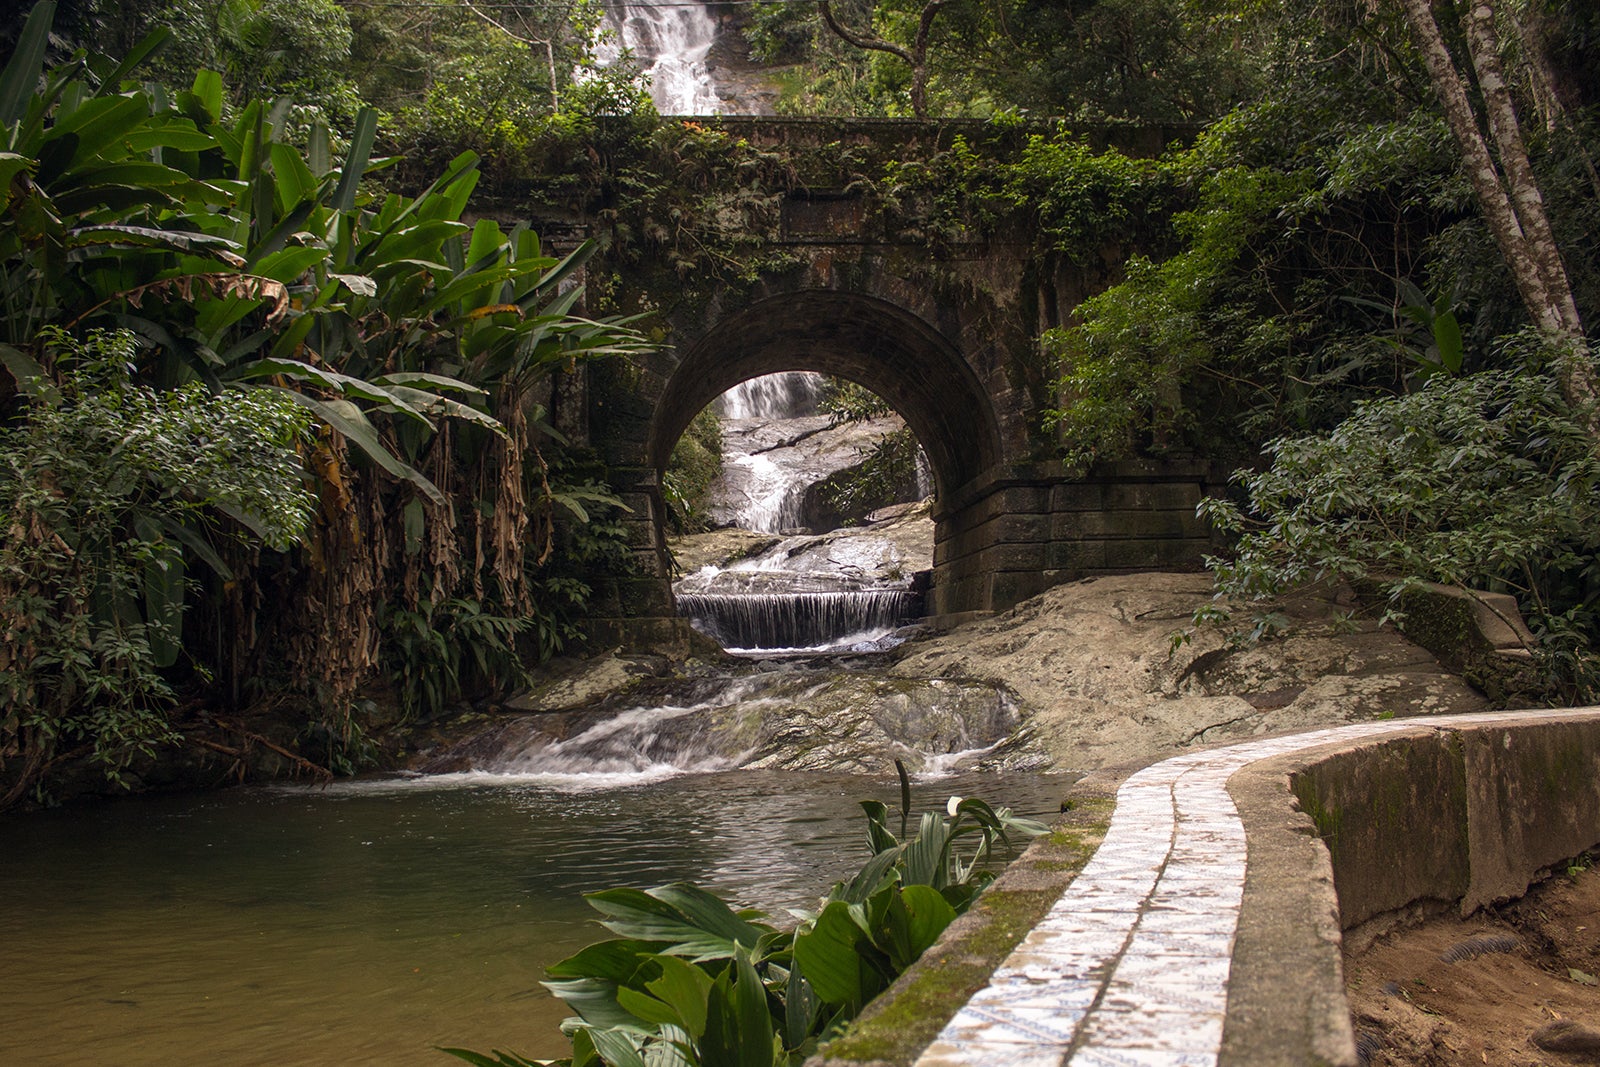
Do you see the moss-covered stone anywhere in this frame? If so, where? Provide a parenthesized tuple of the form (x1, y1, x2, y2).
(811, 779, 1115, 1067)
(1357, 580, 1547, 707)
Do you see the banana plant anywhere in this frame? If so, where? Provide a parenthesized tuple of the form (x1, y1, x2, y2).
(1, 1, 651, 736)
(0, 3, 224, 362)
(1, 2, 647, 510)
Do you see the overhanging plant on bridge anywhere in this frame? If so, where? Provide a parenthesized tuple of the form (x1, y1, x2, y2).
(0, 2, 650, 794)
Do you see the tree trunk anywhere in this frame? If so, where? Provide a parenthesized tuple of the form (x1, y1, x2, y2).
(1461, 1, 1583, 338)
(818, 0, 938, 119)
(1399, 0, 1598, 420)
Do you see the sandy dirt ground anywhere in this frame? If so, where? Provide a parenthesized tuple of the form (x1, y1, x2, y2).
(1346, 862, 1600, 1065)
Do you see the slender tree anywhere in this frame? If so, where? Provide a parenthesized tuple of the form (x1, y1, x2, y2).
(1399, 0, 1597, 423)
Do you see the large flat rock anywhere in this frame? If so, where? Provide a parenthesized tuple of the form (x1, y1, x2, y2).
(889, 572, 1489, 772)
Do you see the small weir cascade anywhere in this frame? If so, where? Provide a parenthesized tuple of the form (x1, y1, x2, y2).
(673, 373, 931, 654)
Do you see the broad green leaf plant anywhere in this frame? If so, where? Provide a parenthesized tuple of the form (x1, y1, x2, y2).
(445, 783, 1046, 1066)
(0, 1, 650, 801)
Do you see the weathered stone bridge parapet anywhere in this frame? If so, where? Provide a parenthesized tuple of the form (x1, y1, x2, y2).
(678, 115, 1199, 157)
(564, 117, 1216, 645)
(930, 458, 1221, 623)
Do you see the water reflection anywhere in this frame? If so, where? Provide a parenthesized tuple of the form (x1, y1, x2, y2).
(0, 768, 1068, 1065)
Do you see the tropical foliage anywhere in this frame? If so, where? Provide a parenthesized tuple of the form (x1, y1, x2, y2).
(444, 788, 1047, 1067)
(1014, 1, 1600, 696)
(747, 0, 1263, 121)
(0, 1, 648, 805)
(0, 328, 314, 806)
(662, 407, 723, 535)
(1201, 345, 1600, 697)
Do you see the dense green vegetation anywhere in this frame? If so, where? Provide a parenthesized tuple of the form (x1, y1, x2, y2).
(3, 0, 1598, 1060)
(662, 406, 723, 535)
(0, 1, 647, 806)
(1, 1, 1596, 766)
(749, 0, 1266, 121)
(741, 0, 1600, 696)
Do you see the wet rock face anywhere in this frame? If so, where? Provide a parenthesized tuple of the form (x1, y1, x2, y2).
(701, 8, 781, 115)
(734, 673, 1029, 773)
(673, 501, 934, 594)
(427, 667, 1045, 776)
(708, 413, 914, 534)
(438, 572, 1489, 778)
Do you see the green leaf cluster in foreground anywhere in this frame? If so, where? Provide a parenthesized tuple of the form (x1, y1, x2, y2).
(445, 791, 1047, 1067)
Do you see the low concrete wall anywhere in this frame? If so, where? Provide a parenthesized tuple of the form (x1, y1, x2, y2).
(1285, 714, 1600, 925)
(1224, 711, 1600, 1066)
(817, 712, 1600, 1067)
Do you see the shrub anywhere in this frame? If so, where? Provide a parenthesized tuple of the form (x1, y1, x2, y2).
(0, 329, 314, 804)
(1201, 347, 1600, 700)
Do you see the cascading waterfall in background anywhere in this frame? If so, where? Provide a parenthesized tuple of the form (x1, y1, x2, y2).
(677, 372, 928, 654)
(605, 0, 723, 114)
(713, 372, 825, 533)
(715, 372, 823, 420)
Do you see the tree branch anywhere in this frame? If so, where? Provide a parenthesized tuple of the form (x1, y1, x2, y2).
(460, 0, 560, 108)
(817, 1, 913, 66)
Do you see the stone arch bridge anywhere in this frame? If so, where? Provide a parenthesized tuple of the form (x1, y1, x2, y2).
(544, 118, 1221, 648)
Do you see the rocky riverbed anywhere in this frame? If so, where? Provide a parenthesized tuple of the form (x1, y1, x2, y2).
(468, 567, 1489, 778)
(888, 571, 1488, 772)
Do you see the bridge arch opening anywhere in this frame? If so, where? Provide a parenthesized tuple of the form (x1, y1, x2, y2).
(646, 291, 1003, 506)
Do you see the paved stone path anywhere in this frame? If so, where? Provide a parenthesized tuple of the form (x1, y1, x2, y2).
(915, 710, 1585, 1067)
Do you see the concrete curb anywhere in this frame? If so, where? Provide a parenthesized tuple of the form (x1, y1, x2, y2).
(817, 708, 1600, 1067)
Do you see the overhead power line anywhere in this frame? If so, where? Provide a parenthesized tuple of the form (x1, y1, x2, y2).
(345, 0, 823, 9)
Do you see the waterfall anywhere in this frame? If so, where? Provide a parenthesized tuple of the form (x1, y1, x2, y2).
(419, 669, 1029, 781)
(682, 373, 928, 653)
(606, 1, 723, 114)
(711, 373, 827, 533)
(716, 372, 824, 419)
(677, 590, 922, 653)
(729, 453, 806, 533)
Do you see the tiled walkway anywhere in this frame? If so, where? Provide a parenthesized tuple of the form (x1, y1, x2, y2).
(915, 710, 1586, 1067)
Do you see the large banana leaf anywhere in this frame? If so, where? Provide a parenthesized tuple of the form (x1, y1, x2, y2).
(792, 900, 888, 1012)
(699, 948, 779, 1067)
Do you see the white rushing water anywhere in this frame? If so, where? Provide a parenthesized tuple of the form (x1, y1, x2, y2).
(605, 0, 723, 114)
(716, 372, 824, 420)
(710, 373, 826, 534)
(675, 373, 932, 653)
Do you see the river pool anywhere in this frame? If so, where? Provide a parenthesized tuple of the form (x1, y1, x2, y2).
(0, 767, 1067, 1066)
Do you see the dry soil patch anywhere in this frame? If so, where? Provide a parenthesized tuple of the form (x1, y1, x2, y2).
(1346, 863, 1600, 1065)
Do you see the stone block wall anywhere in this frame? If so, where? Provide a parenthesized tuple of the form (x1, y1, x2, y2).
(927, 461, 1221, 620)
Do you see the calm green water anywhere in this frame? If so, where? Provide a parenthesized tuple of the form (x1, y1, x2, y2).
(0, 768, 1068, 1066)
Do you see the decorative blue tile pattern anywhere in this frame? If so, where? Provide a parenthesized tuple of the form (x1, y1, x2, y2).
(914, 710, 1594, 1067)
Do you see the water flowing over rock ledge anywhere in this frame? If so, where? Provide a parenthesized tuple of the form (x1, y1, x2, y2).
(431, 667, 1045, 777)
